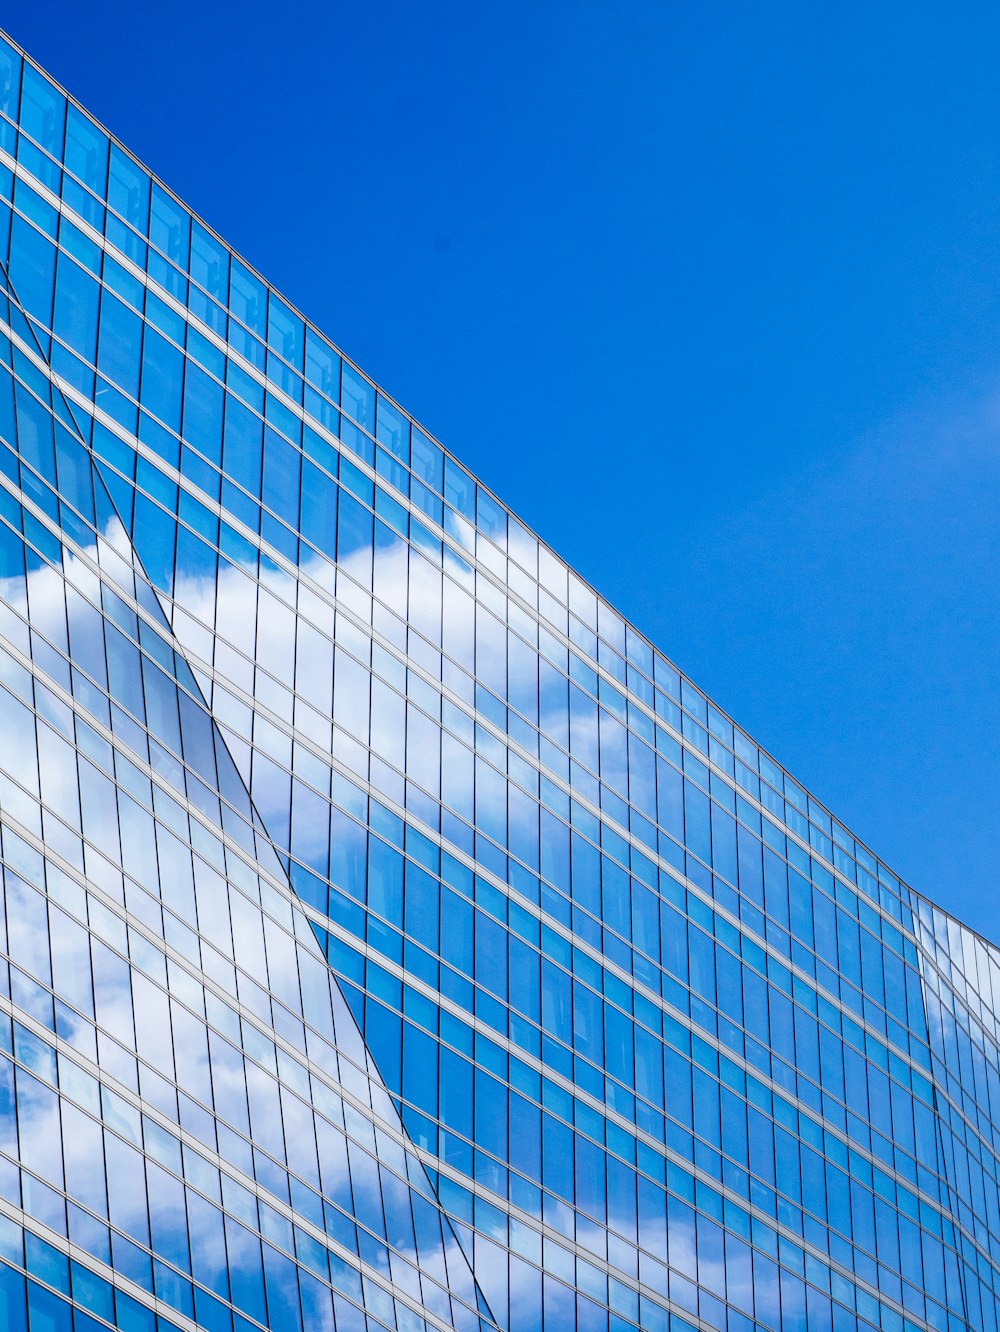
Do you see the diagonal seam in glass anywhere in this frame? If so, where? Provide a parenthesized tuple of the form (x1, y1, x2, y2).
(0, 252, 501, 1328)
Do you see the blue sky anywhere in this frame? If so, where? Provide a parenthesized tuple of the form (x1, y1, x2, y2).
(8, 3, 1000, 937)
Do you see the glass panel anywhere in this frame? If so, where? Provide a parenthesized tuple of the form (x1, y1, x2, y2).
(19, 63, 65, 159)
(107, 143, 150, 233)
(149, 183, 191, 269)
(267, 292, 304, 371)
(411, 426, 443, 491)
(63, 102, 108, 194)
(376, 395, 409, 465)
(304, 327, 339, 401)
(0, 38, 22, 155)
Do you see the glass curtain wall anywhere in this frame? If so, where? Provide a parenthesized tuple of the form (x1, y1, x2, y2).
(0, 27, 997, 1332)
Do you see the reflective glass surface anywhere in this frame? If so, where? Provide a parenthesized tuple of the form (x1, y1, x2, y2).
(0, 25, 996, 1332)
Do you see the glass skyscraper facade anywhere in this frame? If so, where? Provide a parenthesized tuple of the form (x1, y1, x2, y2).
(0, 26, 995, 1332)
